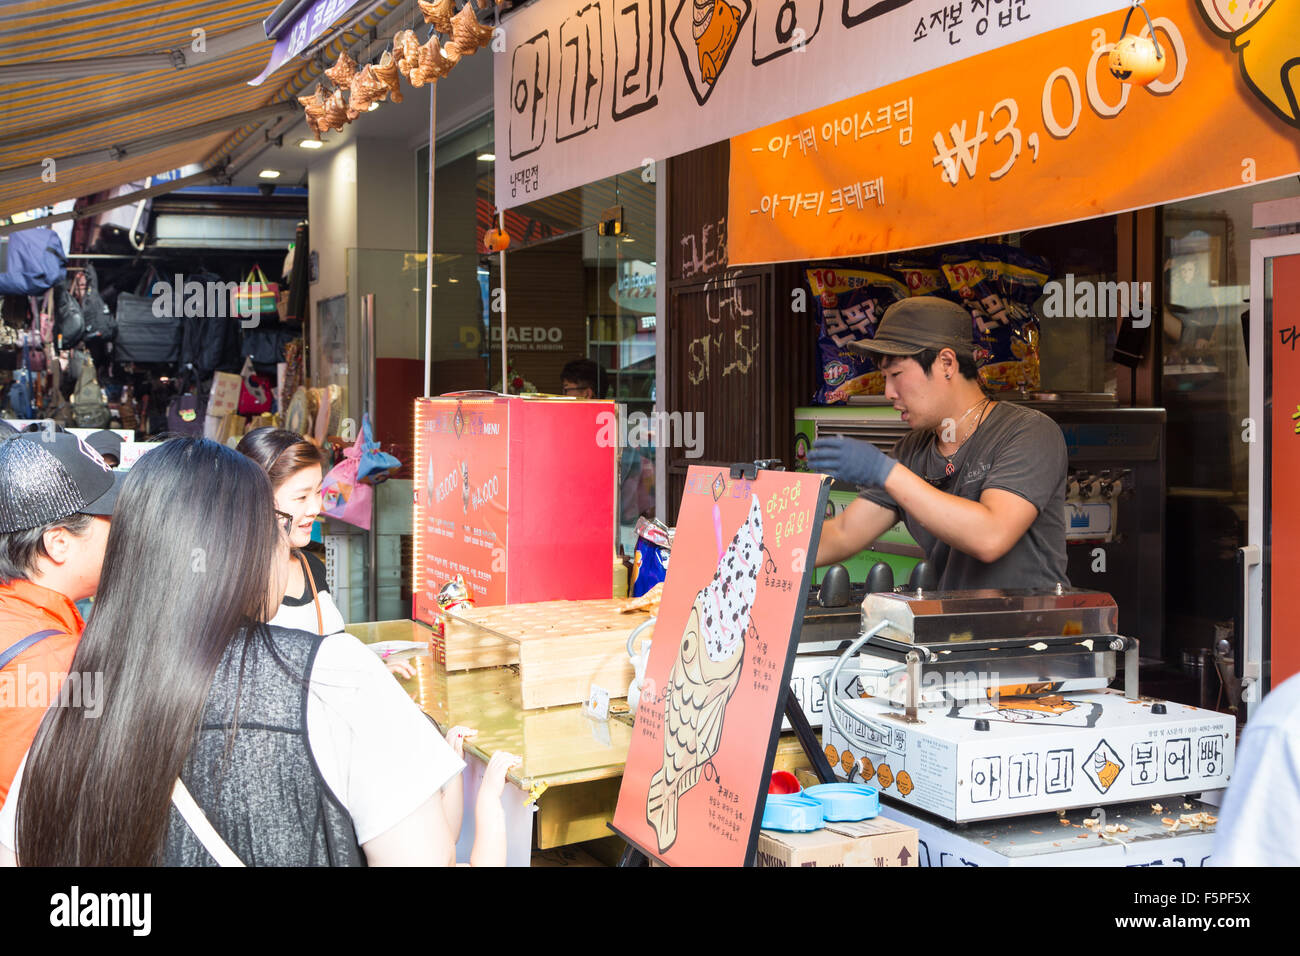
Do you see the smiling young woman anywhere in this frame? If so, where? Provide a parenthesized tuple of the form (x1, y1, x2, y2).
(236, 428, 344, 636)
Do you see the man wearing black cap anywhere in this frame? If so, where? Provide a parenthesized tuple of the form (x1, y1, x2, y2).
(0, 432, 121, 809)
(85, 429, 123, 468)
(809, 296, 1068, 590)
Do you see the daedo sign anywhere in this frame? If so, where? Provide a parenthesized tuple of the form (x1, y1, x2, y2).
(494, 0, 1131, 208)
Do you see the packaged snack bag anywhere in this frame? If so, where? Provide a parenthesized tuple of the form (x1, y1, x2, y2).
(807, 266, 909, 404)
(941, 244, 1050, 392)
(887, 253, 949, 298)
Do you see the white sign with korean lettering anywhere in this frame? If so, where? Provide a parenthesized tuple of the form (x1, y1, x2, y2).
(494, 0, 1130, 207)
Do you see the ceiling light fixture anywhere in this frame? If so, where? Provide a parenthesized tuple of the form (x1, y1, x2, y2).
(477, 153, 496, 162)
(258, 169, 282, 179)
(298, 139, 324, 149)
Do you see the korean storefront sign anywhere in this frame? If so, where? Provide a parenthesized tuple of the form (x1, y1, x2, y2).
(727, 0, 1300, 264)
(494, 0, 1131, 208)
(249, 0, 368, 86)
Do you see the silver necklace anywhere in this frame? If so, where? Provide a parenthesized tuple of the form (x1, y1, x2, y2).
(940, 398, 992, 475)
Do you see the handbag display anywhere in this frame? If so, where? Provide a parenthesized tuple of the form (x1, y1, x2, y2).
(166, 393, 203, 436)
(24, 296, 46, 372)
(237, 357, 272, 416)
(115, 268, 180, 364)
(321, 430, 373, 530)
(233, 265, 279, 319)
(357, 414, 401, 484)
(72, 356, 110, 428)
(207, 370, 242, 419)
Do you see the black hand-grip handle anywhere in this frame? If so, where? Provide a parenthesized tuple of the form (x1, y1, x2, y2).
(865, 561, 894, 594)
(818, 564, 851, 608)
(908, 560, 936, 591)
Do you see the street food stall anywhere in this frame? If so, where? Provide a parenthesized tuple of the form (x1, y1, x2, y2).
(389, 0, 1300, 865)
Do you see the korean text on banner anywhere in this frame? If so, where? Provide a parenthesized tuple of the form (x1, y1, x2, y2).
(249, 0, 368, 86)
(494, 0, 1131, 209)
(728, 0, 1300, 265)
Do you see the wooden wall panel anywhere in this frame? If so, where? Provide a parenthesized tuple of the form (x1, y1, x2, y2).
(493, 235, 588, 392)
(664, 141, 819, 522)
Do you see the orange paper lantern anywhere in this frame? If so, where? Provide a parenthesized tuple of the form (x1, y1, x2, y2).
(1107, 3, 1166, 87)
(484, 226, 510, 253)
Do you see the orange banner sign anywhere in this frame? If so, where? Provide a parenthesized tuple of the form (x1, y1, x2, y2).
(728, 0, 1300, 265)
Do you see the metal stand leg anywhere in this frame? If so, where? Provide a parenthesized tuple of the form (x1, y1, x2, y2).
(617, 844, 647, 867)
(784, 689, 836, 783)
(905, 650, 921, 722)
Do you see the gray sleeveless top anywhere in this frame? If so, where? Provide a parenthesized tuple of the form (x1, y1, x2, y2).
(162, 625, 363, 866)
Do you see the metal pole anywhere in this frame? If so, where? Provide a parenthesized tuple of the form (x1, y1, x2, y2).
(498, 208, 507, 391)
(423, 87, 436, 397)
(365, 293, 378, 622)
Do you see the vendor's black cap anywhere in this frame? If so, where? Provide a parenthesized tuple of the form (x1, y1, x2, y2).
(848, 295, 973, 360)
(0, 431, 123, 533)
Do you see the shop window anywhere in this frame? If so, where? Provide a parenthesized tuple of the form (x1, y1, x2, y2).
(487, 168, 659, 553)
(1161, 178, 1300, 670)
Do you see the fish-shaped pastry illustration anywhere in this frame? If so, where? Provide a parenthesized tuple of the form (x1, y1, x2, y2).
(646, 494, 763, 852)
(1199, 0, 1300, 127)
(692, 0, 742, 85)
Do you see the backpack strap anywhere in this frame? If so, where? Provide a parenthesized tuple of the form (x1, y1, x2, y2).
(0, 629, 62, 671)
(171, 777, 246, 867)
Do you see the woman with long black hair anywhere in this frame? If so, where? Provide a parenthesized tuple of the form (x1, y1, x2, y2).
(0, 438, 475, 866)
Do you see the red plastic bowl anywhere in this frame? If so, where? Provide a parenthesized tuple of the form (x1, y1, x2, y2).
(768, 771, 801, 794)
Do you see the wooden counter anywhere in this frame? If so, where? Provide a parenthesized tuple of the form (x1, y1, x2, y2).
(346, 619, 814, 849)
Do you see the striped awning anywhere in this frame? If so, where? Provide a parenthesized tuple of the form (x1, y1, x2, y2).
(0, 0, 403, 220)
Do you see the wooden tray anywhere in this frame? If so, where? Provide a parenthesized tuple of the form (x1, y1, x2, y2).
(444, 599, 653, 709)
(431, 614, 520, 671)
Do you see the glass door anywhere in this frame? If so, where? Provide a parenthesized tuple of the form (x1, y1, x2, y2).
(1245, 234, 1300, 715)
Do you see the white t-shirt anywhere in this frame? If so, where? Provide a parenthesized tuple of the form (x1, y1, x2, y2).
(270, 551, 346, 635)
(269, 590, 346, 635)
(1211, 672, 1300, 865)
(0, 632, 462, 855)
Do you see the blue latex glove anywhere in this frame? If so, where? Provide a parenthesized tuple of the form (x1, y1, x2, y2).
(806, 435, 897, 488)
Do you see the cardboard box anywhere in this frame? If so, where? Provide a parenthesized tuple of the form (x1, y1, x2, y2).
(755, 816, 918, 867)
(886, 797, 1219, 867)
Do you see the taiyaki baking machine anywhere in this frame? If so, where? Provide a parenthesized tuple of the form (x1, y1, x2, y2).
(811, 586, 1236, 826)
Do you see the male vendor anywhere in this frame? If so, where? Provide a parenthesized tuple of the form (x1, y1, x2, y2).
(809, 296, 1069, 590)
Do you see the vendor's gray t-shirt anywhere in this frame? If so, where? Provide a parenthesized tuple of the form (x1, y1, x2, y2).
(859, 402, 1069, 590)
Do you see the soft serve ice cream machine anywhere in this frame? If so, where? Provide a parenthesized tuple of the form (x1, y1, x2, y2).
(816, 589, 1233, 823)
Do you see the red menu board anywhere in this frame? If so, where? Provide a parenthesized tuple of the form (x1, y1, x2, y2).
(414, 399, 511, 614)
(1271, 254, 1300, 687)
(611, 466, 829, 866)
(413, 395, 617, 621)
